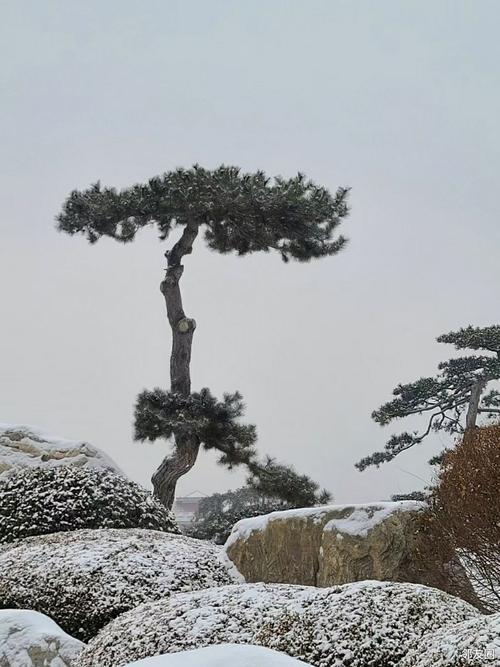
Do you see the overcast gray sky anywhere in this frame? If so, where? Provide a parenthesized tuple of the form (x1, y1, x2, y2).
(1, 0, 499, 502)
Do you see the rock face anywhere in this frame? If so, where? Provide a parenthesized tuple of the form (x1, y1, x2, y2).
(125, 645, 313, 667)
(76, 581, 478, 667)
(0, 529, 239, 642)
(0, 466, 179, 543)
(225, 502, 463, 592)
(0, 424, 121, 480)
(0, 609, 84, 666)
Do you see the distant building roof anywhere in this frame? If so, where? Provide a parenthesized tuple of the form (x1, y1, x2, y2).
(173, 493, 206, 528)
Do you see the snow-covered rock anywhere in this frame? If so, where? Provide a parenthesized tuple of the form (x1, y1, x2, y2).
(0, 424, 121, 480)
(400, 612, 500, 666)
(224, 501, 473, 600)
(77, 581, 479, 667)
(0, 465, 179, 543)
(125, 645, 312, 667)
(0, 529, 239, 642)
(0, 609, 84, 666)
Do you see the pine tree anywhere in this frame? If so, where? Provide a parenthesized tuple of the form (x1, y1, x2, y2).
(57, 165, 349, 507)
(189, 460, 331, 544)
(247, 456, 331, 506)
(357, 325, 500, 471)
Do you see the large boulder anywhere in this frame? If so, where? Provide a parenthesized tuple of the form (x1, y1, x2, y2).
(76, 581, 479, 667)
(125, 645, 312, 667)
(0, 609, 84, 666)
(0, 465, 179, 543)
(0, 424, 121, 480)
(400, 612, 500, 666)
(0, 529, 239, 642)
(225, 502, 471, 597)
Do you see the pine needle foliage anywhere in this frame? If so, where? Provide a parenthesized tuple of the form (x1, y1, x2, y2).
(357, 325, 500, 471)
(57, 165, 350, 262)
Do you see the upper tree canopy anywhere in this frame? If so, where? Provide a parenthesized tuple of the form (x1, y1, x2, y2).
(356, 325, 500, 471)
(437, 325, 500, 354)
(57, 165, 349, 262)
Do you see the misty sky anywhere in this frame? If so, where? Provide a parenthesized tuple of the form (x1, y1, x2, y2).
(1, 1, 499, 502)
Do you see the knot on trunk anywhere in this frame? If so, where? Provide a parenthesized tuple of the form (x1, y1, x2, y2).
(160, 265, 184, 293)
(177, 317, 196, 333)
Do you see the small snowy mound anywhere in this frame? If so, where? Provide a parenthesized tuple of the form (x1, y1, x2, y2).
(126, 644, 312, 667)
(0, 609, 84, 666)
(0, 465, 179, 543)
(0, 528, 239, 642)
(0, 423, 121, 480)
(400, 612, 500, 666)
(77, 581, 478, 667)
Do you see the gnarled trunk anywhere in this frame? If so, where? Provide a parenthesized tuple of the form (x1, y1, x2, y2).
(152, 436, 200, 508)
(152, 222, 201, 509)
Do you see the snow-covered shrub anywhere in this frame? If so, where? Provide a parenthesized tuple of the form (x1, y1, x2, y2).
(77, 581, 479, 667)
(125, 645, 312, 667)
(0, 528, 239, 642)
(0, 465, 179, 542)
(400, 612, 500, 666)
(0, 609, 85, 666)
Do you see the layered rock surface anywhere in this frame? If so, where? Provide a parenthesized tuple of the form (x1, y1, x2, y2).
(0, 424, 121, 480)
(225, 501, 467, 594)
(0, 609, 84, 666)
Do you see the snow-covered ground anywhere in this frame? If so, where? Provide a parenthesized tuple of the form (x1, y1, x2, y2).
(126, 644, 312, 667)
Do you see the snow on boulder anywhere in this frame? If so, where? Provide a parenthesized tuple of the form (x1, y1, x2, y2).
(0, 528, 239, 643)
(0, 423, 121, 480)
(400, 612, 500, 666)
(0, 465, 179, 543)
(0, 609, 84, 666)
(77, 581, 479, 667)
(224, 502, 473, 599)
(125, 644, 312, 667)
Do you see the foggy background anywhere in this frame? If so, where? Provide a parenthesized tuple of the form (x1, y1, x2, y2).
(1, 0, 499, 502)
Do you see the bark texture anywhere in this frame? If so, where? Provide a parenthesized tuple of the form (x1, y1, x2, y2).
(465, 379, 486, 430)
(152, 222, 201, 508)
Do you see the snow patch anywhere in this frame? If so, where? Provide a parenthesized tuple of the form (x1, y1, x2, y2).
(126, 644, 312, 666)
(324, 501, 422, 537)
(226, 501, 423, 547)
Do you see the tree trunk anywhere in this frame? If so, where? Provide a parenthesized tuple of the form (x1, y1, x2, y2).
(465, 379, 487, 430)
(152, 437, 200, 509)
(151, 222, 201, 509)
